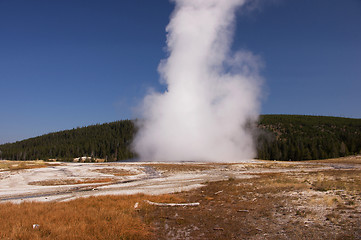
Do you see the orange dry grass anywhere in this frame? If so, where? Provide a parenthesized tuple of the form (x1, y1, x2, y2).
(0, 160, 48, 171)
(93, 168, 136, 176)
(0, 194, 183, 240)
(29, 178, 115, 186)
(310, 155, 361, 165)
(148, 163, 211, 173)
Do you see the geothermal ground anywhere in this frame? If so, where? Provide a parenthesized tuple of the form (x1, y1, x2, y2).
(1, 157, 360, 239)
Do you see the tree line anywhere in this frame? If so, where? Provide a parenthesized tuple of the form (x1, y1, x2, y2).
(257, 115, 361, 160)
(0, 115, 360, 161)
(0, 120, 135, 162)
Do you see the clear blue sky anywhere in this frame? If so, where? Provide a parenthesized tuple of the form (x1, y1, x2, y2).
(1, 0, 360, 144)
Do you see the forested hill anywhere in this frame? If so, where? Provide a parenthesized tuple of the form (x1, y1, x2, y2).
(0, 115, 360, 161)
(257, 115, 361, 161)
(0, 120, 136, 162)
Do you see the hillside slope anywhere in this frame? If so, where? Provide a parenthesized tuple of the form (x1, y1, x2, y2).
(0, 115, 360, 161)
(257, 115, 361, 161)
(0, 120, 135, 161)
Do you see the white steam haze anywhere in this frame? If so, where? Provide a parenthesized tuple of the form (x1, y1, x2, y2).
(133, 0, 262, 162)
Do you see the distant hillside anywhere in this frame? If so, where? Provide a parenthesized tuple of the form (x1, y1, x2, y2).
(0, 115, 360, 161)
(257, 115, 361, 161)
(0, 120, 135, 162)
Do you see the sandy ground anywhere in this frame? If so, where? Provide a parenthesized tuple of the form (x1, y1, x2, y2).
(0, 159, 355, 204)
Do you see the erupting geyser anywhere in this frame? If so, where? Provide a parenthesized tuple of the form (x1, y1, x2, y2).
(133, 0, 262, 162)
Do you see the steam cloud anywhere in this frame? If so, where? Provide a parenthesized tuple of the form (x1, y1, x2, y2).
(133, 0, 262, 162)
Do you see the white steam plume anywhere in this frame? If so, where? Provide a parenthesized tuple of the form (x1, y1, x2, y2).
(133, 0, 262, 162)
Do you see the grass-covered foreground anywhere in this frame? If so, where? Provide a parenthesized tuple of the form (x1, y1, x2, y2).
(0, 194, 180, 240)
(1, 157, 360, 239)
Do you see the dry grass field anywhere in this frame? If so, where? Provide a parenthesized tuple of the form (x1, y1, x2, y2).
(147, 163, 212, 174)
(0, 157, 360, 239)
(0, 160, 50, 171)
(0, 194, 183, 240)
(28, 178, 115, 186)
(92, 168, 137, 176)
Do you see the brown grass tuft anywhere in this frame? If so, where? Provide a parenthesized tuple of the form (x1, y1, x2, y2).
(92, 168, 136, 176)
(28, 178, 115, 186)
(309, 170, 361, 192)
(311, 155, 361, 165)
(148, 163, 211, 173)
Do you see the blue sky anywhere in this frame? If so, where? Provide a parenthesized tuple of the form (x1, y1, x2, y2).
(1, 0, 360, 144)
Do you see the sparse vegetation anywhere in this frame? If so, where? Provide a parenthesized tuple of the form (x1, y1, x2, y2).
(148, 163, 211, 173)
(92, 168, 136, 176)
(140, 168, 361, 239)
(28, 178, 115, 186)
(0, 160, 48, 171)
(308, 170, 361, 192)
